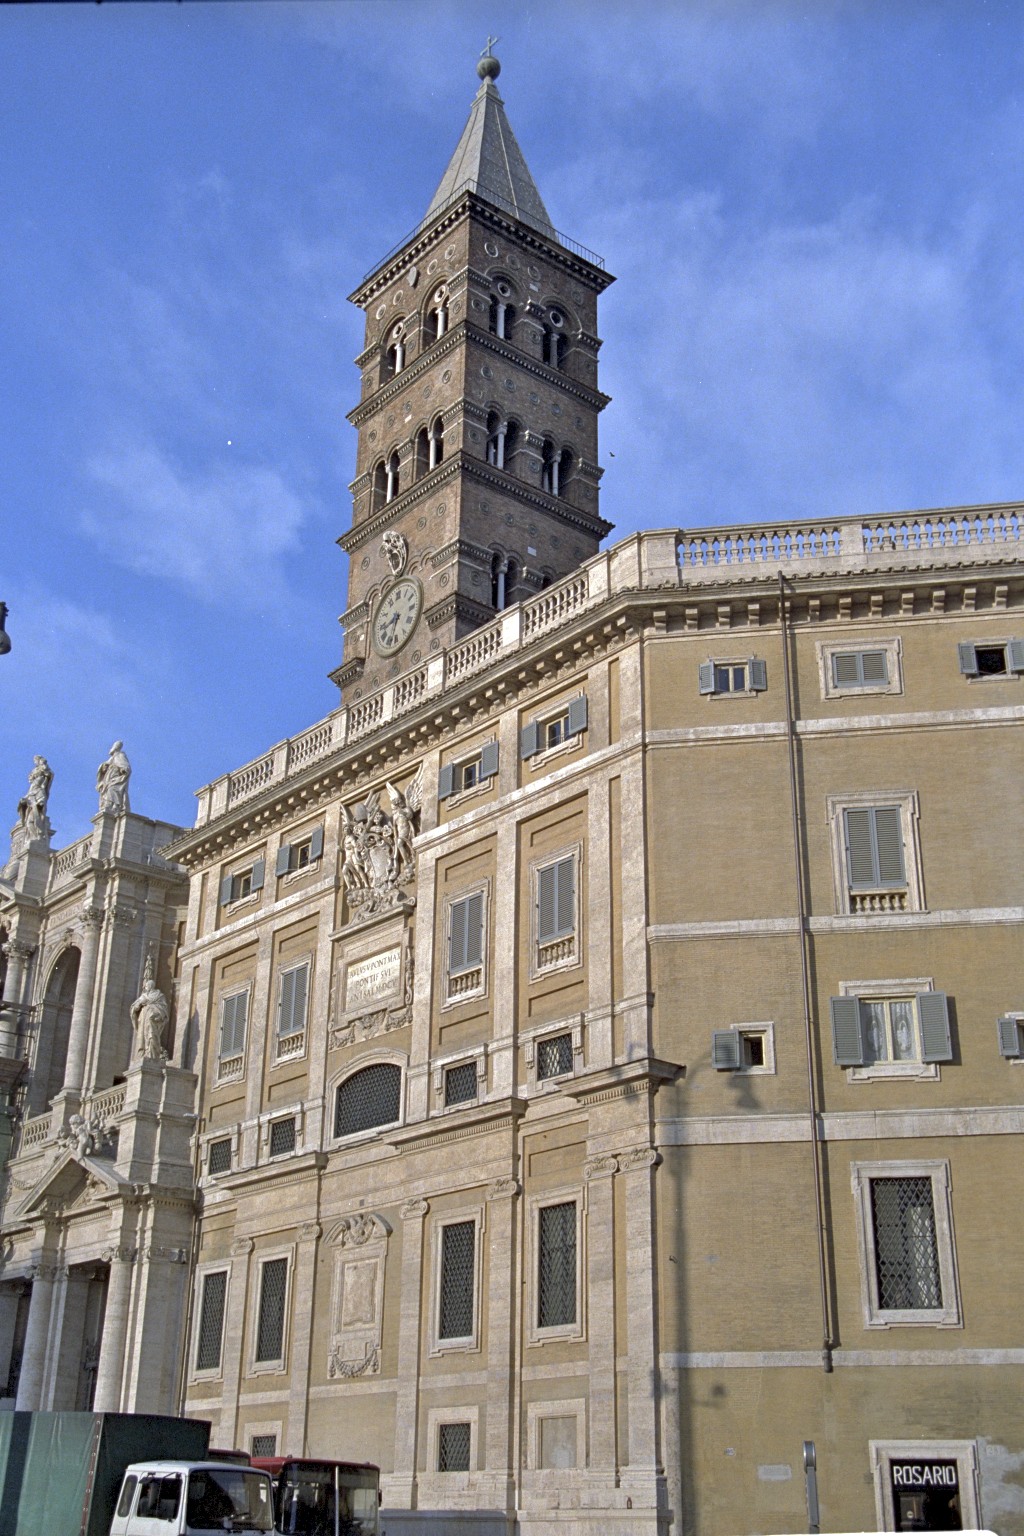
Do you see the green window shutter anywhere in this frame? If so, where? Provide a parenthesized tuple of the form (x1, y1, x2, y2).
(917, 992, 952, 1063)
(748, 658, 768, 692)
(479, 742, 499, 780)
(844, 809, 876, 886)
(450, 895, 483, 973)
(520, 722, 540, 759)
(1007, 638, 1024, 674)
(998, 1017, 1022, 1058)
(832, 652, 860, 686)
(449, 899, 468, 973)
(554, 857, 576, 937)
(873, 807, 906, 885)
(275, 846, 292, 878)
(219, 874, 233, 907)
(464, 892, 483, 967)
(438, 764, 455, 800)
(221, 992, 247, 1057)
(698, 662, 715, 695)
(537, 864, 558, 942)
(830, 997, 865, 1066)
(567, 694, 588, 735)
(861, 650, 889, 684)
(309, 826, 324, 861)
(711, 1030, 742, 1070)
(279, 964, 308, 1037)
(250, 858, 265, 893)
(957, 642, 978, 676)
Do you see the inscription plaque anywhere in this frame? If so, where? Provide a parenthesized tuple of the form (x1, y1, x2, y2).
(345, 947, 401, 1011)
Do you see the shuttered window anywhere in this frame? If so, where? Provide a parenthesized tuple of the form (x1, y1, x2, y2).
(844, 807, 906, 888)
(448, 893, 484, 975)
(537, 857, 576, 944)
(219, 991, 248, 1059)
(277, 962, 309, 1041)
(195, 1270, 227, 1372)
(832, 649, 889, 687)
(438, 1220, 475, 1341)
(254, 1257, 288, 1363)
(830, 993, 952, 1067)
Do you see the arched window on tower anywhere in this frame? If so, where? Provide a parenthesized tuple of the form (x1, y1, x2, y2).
(558, 446, 575, 497)
(414, 428, 430, 481)
(385, 323, 406, 379)
(486, 413, 517, 470)
(423, 288, 449, 345)
(489, 281, 517, 341)
(542, 310, 568, 369)
(540, 438, 557, 495)
(491, 551, 508, 609)
(372, 460, 388, 510)
(429, 416, 444, 469)
(385, 450, 401, 503)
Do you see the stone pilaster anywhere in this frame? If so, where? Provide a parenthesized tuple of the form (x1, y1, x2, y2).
(620, 1146, 663, 1501)
(286, 1220, 322, 1454)
(489, 819, 518, 1098)
(483, 1178, 519, 1503)
(585, 1154, 619, 1475)
(93, 1245, 137, 1412)
(220, 1237, 254, 1448)
(15, 1258, 61, 1409)
(389, 1198, 429, 1507)
(61, 905, 104, 1096)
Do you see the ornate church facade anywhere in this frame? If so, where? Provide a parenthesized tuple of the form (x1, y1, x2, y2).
(2, 51, 1024, 1536)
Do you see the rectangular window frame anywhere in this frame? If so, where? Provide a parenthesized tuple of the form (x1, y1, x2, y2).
(851, 1159, 961, 1329)
(442, 881, 490, 1009)
(220, 858, 265, 912)
(520, 694, 588, 767)
(249, 1427, 281, 1459)
(191, 1264, 230, 1380)
(530, 844, 583, 979)
(836, 977, 945, 1081)
(523, 1016, 584, 1094)
(711, 1022, 776, 1075)
(426, 1406, 479, 1479)
(526, 1397, 587, 1473)
(216, 986, 251, 1083)
(249, 1249, 293, 1375)
(698, 657, 768, 698)
(527, 1188, 586, 1346)
(869, 1439, 980, 1533)
(438, 740, 499, 807)
(274, 956, 311, 1062)
(999, 1012, 1024, 1061)
(958, 637, 1024, 680)
(429, 1208, 484, 1357)
(431, 1047, 487, 1113)
(206, 1136, 233, 1177)
(266, 1114, 298, 1160)
(818, 636, 902, 699)
(827, 791, 923, 915)
(275, 825, 324, 880)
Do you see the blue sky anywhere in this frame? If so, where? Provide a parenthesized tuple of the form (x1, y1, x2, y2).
(3, 0, 1024, 847)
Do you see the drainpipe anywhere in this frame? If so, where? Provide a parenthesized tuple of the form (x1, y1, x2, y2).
(778, 573, 834, 1373)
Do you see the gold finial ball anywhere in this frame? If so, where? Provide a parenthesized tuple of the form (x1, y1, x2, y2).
(477, 51, 501, 82)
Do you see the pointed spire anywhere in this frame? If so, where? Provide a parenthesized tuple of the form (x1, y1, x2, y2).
(421, 47, 556, 240)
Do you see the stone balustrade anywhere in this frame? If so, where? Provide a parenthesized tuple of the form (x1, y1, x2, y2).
(192, 504, 1023, 828)
(48, 834, 93, 891)
(20, 1113, 51, 1152)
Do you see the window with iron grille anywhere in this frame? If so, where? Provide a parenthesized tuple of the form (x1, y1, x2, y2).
(537, 1202, 577, 1329)
(870, 1177, 942, 1311)
(334, 1063, 402, 1138)
(251, 1434, 277, 1458)
(195, 1270, 227, 1372)
(254, 1257, 288, 1363)
(438, 1220, 475, 1341)
(438, 1422, 471, 1472)
(207, 1138, 232, 1175)
(537, 1032, 573, 1080)
(444, 1062, 478, 1107)
(269, 1117, 296, 1158)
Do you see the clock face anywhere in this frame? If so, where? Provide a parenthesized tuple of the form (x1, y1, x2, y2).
(373, 578, 422, 657)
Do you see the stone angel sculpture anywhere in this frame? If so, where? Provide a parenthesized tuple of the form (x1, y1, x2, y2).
(386, 770, 422, 885)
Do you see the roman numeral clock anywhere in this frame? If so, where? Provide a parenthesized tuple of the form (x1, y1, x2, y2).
(373, 573, 422, 658)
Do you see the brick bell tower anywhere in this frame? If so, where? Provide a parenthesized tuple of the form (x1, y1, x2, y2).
(332, 46, 614, 703)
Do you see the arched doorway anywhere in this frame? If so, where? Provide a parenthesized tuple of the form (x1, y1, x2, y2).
(30, 947, 80, 1114)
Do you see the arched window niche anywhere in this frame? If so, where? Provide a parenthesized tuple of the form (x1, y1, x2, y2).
(334, 1060, 403, 1140)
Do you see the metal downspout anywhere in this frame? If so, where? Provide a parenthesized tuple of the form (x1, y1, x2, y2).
(778, 573, 834, 1373)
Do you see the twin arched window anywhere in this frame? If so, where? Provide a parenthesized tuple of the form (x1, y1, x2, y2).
(414, 418, 445, 478)
(423, 288, 449, 346)
(491, 552, 519, 610)
(486, 413, 518, 470)
(489, 281, 517, 341)
(541, 441, 575, 498)
(542, 308, 569, 370)
(334, 1062, 402, 1138)
(385, 323, 406, 380)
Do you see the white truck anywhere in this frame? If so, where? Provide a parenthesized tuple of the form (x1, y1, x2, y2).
(108, 1460, 274, 1536)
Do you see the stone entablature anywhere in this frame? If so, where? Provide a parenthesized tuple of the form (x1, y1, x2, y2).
(182, 504, 1024, 839)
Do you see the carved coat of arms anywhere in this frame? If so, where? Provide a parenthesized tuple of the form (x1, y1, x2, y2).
(341, 769, 422, 918)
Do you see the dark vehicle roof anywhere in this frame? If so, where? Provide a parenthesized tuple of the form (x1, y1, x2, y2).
(250, 1458, 380, 1476)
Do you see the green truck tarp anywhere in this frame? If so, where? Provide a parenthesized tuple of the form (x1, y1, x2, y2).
(0, 1412, 210, 1536)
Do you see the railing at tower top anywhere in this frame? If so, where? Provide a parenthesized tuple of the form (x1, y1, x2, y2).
(358, 178, 606, 286)
(193, 503, 1024, 827)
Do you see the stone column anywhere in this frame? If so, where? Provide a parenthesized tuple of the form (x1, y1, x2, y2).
(484, 1180, 519, 1506)
(390, 1199, 428, 1507)
(220, 1238, 254, 1448)
(62, 906, 104, 1096)
(620, 1147, 662, 1495)
(0, 940, 33, 1057)
(585, 1155, 619, 1475)
(286, 1221, 322, 1454)
(0, 1286, 25, 1398)
(15, 1261, 60, 1410)
(92, 1246, 137, 1413)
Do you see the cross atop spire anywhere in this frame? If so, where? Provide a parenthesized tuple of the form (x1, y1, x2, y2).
(420, 50, 554, 239)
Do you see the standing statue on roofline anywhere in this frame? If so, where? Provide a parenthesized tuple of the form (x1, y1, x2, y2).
(130, 951, 170, 1061)
(16, 756, 53, 840)
(96, 741, 131, 815)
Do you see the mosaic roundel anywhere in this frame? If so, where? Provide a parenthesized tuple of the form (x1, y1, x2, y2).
(427, 259, 438, 274)
(529, 392, 540, 405)
(430, 638, 441, 652)
(375, 304, 387, 320)
(386, 414, 395, 428)
(361, 555, 371, 570)
(445, 245, 456, 260)
(439, 573, 450, 587)
(392, 290, 404, 306)
(481, 365, 493, 379)
(441, 370, 452, 384)
(435, 503, 447, 516)
(484, 241, 499, 258)
(417, 516, 427, 529)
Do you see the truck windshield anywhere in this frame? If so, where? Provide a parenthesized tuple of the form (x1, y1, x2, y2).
(185, 1468, 274, 1532)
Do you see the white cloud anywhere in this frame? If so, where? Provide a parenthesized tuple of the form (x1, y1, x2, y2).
(82, 442, 308, 603)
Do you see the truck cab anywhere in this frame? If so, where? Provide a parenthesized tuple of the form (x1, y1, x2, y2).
(109, 1460, 274, 1536)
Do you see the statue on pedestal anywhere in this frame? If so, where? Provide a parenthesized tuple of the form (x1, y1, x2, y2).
(17, 757, 53, 840)
(96, 741, 131, 815)
(130, 953, 169, 1061)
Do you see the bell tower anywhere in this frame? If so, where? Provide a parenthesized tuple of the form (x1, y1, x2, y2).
(332, 48, 614, 703)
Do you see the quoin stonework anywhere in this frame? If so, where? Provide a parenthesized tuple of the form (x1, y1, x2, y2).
(2, 49, 1024, 1536)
